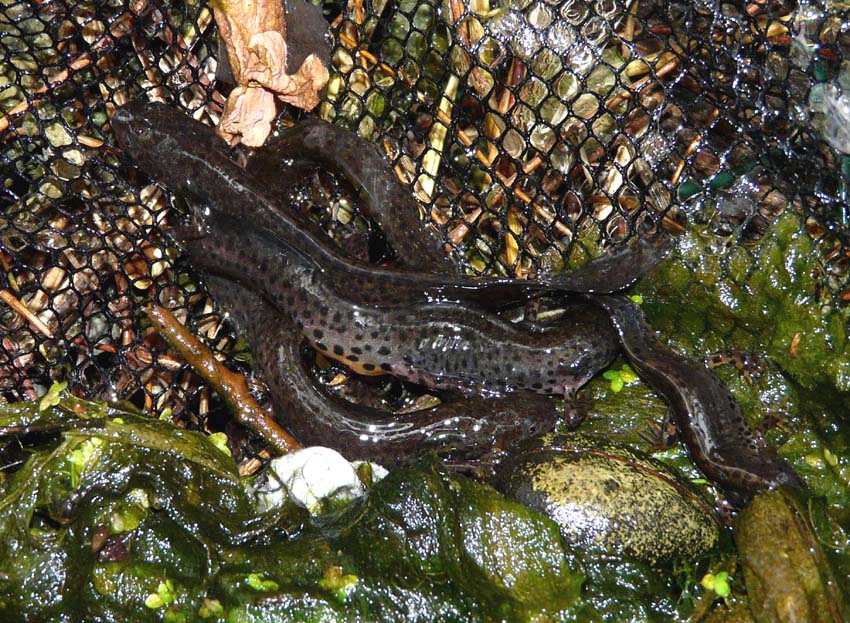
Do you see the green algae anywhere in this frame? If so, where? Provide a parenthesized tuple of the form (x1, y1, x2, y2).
(637, 212, 850, 396)
(0, 395, 734, 621)
(735, 489, 850, 623)
(0, 398, 598, 622)
(495, 432, 720, 564)
(562, 211, 850, 619)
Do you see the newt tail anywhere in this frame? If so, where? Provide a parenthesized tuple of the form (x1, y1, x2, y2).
(585, 294, 805, 502)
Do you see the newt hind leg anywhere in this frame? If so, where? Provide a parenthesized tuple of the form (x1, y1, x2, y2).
(639, 410, 679, 449)
(561, 384, 591, 429)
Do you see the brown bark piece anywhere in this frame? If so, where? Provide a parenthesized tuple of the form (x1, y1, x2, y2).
(146, 304, 301, 455)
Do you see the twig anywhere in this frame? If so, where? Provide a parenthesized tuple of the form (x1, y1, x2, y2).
(0, 289, 53, 338)
(417, 75, 458, 202)
(448, 207, 482, 245)
(76, 135, 105, 148)
(145, 305, 301, 454)
(670, 134, 701, 186)
(415, 0, 470, 203)
(605, 56, 682, 113)
(239, 448, 270, 476)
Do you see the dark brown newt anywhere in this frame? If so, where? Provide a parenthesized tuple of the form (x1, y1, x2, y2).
(584, 294, 804, 502)
(264, 119, 803, 499)
(110, 101, 672, 311)
(112, 102, 802, 500)
(187, 208, 619, 417)
(205, 275, 559, 466)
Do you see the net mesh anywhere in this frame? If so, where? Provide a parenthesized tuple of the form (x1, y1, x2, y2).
(1, 0, 848, 463)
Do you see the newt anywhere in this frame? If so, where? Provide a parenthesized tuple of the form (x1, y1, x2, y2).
(247, 117, 455, 272)
(584, 294, 804, 502)
(206, 274, 559, 466)
(187, 207, 619, 419)
(112, 102, 625, 418)
(112, 102, 804, 499)
(110, 102, 672, 311)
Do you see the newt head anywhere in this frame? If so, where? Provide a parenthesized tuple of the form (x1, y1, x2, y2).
(111, 101, 169, 161)
(111, 101, 241, 204)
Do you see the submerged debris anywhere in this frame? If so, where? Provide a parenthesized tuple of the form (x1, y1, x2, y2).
(145, 304, 300, 454)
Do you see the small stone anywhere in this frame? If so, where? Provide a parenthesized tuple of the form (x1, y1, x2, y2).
(494, 433, 719, 564)
(257, 446, 371, 514)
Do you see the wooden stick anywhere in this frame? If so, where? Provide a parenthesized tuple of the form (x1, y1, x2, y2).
(145, 305, 301, 454)
(0, 289, 53, 338)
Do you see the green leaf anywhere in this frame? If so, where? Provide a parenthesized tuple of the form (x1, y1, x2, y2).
(619, 365, 639, 384)
(208, 432, 232, 457)
(67, 437, 103, 488)
(699, 571, 731, 598)
(39, 381, 67, 411)
(319, 567, 359, 603)
(246, 573, 279, 592)
(198, 598, 223, 618)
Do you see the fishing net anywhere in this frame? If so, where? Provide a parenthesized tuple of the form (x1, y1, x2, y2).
(1, 0, 848, 463)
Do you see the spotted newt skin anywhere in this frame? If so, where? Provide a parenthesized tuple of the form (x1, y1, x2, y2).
(206, 275, 558, 466)
(188, 208, 619, 405)
(110, 102, 672, 311)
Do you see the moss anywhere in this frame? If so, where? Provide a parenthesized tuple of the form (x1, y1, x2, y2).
(638, 212, 850, 394)
(0, 399, 592, 622)
(337, 463, 584, 619)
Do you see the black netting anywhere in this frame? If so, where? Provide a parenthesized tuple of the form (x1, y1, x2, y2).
(1, 0, 849, 464)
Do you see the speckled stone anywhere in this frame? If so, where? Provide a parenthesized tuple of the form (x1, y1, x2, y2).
(495, 433, 720, 564)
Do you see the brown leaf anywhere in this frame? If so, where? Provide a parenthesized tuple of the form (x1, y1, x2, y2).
(213, 0, 329, 146)
(218, 85, 277, 147)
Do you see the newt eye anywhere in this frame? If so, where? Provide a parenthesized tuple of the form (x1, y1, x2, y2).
(523, 417, 542, 436)
(133, 125, 152, 141)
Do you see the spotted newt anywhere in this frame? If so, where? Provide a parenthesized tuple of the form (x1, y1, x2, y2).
(187, 207, 619, 416)
(584, 294, 804, 502)
(206, 274, 558, 466)
(112, 102, 804, 499)
(110, 102, 672, 311)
